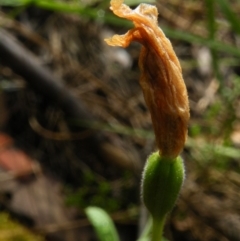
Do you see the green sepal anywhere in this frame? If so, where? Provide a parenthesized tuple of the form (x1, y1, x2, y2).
(142, 152, 184, 221)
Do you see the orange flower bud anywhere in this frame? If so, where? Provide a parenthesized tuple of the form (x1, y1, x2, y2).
(105, 0, 190, 158)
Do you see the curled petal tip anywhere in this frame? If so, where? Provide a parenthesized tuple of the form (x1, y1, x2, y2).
(105, 0, 190, 158)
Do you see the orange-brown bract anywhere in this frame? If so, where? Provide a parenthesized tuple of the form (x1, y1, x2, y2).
(105, 0, 190, 158)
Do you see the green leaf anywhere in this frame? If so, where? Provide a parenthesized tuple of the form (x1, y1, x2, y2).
(2, 0, 240, 58)
(218, 0, 240, 35)
(0, 0, 30, 6)
(85, 206, 120, 241)
(204, 0, 222, 84)
(205, 0, 216, 39)
(162, 26, 240, 57)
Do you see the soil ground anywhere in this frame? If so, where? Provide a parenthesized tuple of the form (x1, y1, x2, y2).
(0, 1, 240, 241)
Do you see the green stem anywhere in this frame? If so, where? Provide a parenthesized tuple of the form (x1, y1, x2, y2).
(151, 217, 166, 241)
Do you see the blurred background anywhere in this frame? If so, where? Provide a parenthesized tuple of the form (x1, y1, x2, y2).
(0, 0, 240, 240)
